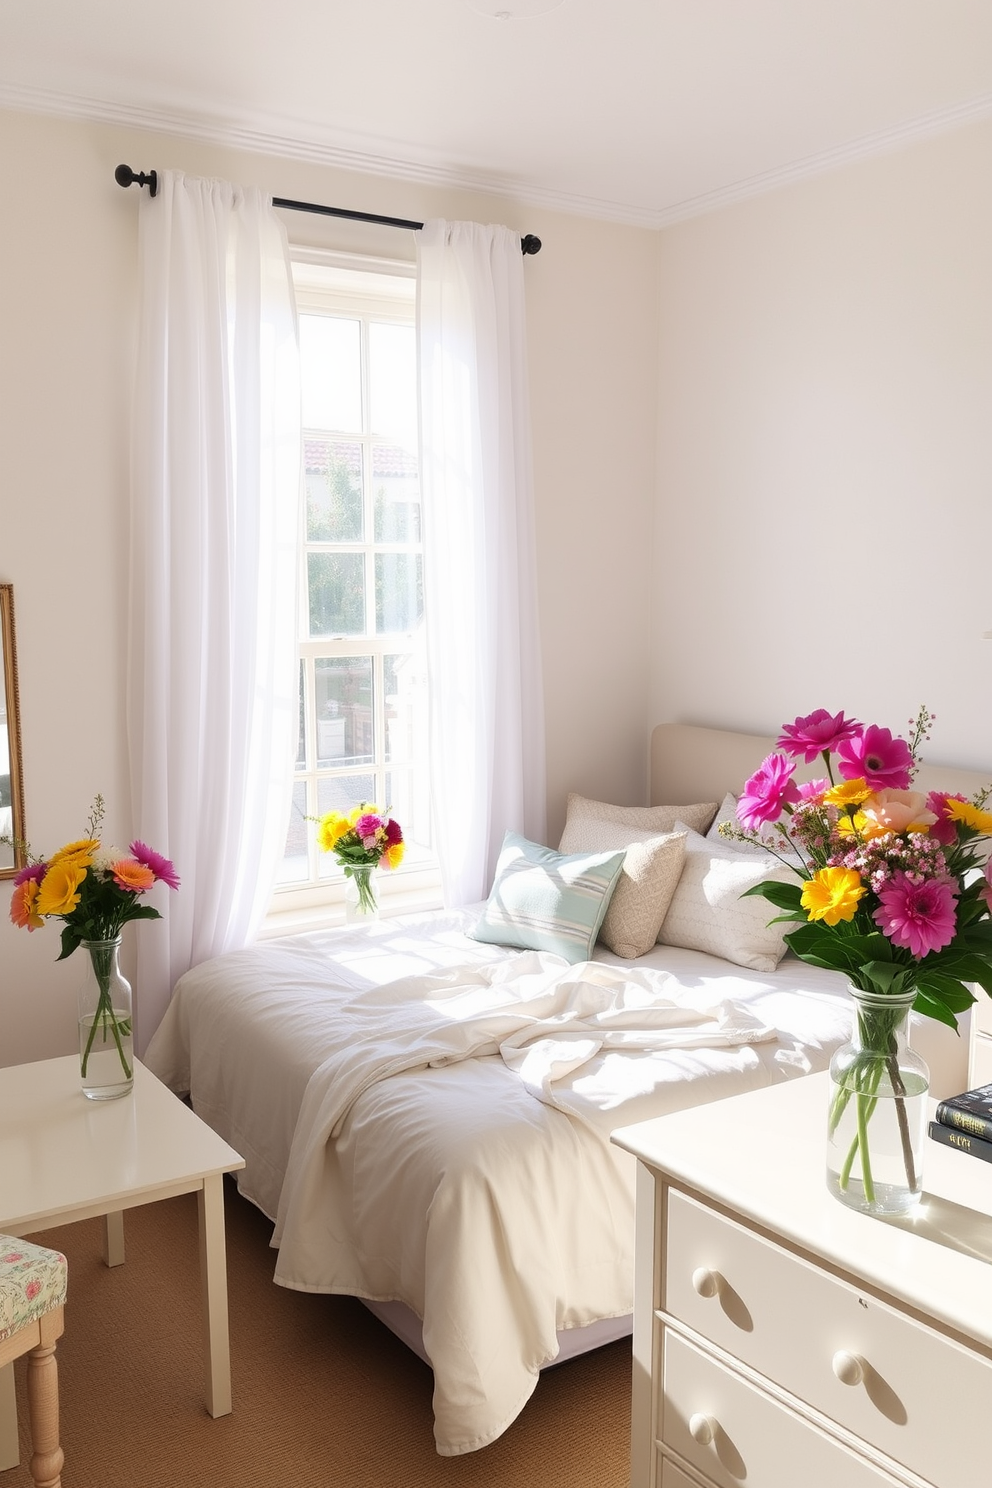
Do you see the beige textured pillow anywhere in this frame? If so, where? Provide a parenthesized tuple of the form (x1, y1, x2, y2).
(558, 819, 688, 959)
(657, 826, 796, 972)
(563, 793, 718, 837)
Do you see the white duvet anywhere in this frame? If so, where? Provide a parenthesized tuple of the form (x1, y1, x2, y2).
(145, 906, 854, 1455)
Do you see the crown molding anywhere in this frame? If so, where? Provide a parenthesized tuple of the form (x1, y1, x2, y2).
(3, 79, 992, 233)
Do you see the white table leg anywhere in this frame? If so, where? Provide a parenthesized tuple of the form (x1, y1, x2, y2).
(103, 1209, 125, 1267)
(197, 1173, 233, 1417)
(0, 1361, 18, 1470)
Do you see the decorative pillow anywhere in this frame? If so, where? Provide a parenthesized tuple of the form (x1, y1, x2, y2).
(558, 819, 687, 959)
(657, 826, 797, 972)
(563, 793, 718, 838)
(471, 831, 626, 964)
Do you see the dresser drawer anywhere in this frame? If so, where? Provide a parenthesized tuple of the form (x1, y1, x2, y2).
(659, 1459, 703, 1488)
(970, 1031, 992, 1087)
(665, 1188, 992, 1488)
(973, 995, 992, 1038)
(660, 1329, 903, 1488)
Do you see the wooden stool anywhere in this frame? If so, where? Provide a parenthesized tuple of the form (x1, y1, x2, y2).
(0, 1237, 67, 1488)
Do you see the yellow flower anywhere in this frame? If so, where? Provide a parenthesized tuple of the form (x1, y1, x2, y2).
(316, 812, 350, 853)
(36, 861, 88, 917)
(836, 810, 867, 837)
(823, 779, 872, 809)
(383, 841, 405, 870)
(945, 798, 992, 835)
(48, 838, 99, 869)
(801, 866, 866, 926)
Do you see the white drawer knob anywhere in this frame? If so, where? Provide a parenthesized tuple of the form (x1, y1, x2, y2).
(691, 1266, 721, 1298)
(832, 1350, 865, 1387)
(689, 1413, 717, 1446)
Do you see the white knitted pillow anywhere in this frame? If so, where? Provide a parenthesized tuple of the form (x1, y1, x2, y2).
(657, 826, 797, 972)
(558, 819, 687, 959)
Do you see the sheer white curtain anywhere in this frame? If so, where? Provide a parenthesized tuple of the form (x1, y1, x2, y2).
(417, 220, 547, 906)
(128, 172, 301, 1051)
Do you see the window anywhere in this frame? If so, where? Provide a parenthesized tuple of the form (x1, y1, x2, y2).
(273, 256, 436, 915)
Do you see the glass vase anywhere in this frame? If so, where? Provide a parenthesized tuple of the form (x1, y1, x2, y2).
(344, 865, 379, 923)
(826, 985, 929, 1216)
(78, 937, 134, 1100)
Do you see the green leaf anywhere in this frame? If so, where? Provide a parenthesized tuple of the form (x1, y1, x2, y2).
(741, 880, 804, 912)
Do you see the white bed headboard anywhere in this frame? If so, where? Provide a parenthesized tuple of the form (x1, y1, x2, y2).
(650, 722, 992, 808)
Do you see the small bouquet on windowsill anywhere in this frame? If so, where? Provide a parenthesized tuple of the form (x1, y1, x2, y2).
(721, 706, 992, 1215)
(7, 796, 180, 1089)
(316, 804, 405, 918)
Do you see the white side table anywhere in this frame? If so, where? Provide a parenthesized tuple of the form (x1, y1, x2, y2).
(0, 1056, 244, 1468)
(614, 1072, 992, 1488)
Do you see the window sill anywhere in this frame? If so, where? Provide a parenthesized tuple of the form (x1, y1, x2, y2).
(259, 873, 445, 940)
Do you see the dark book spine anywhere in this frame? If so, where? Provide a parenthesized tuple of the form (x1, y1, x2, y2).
(928, 1119, 992, 1165)
(934, 1099, 992, 1141)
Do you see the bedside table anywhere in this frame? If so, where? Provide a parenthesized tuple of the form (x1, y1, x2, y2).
(613, 1072, 992, 1488)
(968, 991, 992, 1086)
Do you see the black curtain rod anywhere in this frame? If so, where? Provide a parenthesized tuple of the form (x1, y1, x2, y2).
(115, 165, 542, 255)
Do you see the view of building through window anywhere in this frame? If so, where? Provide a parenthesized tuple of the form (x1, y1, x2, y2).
(275, 259, 433, 895)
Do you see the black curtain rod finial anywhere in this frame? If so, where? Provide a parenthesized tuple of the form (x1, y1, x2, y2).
(115, 163, 158, 197)
(520, 234, 541, 256)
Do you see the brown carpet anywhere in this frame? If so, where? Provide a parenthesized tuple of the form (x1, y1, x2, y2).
(10, 1178, 631, 1486)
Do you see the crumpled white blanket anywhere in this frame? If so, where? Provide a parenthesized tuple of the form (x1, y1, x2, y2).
(270, 951, 775, 1452)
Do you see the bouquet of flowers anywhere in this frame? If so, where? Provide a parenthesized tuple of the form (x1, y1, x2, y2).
(724, 707, 992, 1207)
(8, 796, 180, 1079)
(316, 803, 404, 916)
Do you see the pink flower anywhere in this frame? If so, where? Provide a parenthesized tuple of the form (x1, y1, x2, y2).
(24, 1279, 41, 1301)
(737, 753, 801, 831)
(795, 778, 830, 803)
(925, 792, 967, 847)
(354, 813, 385, 847)
(837, 725, 913, 791)
(129, 840, 181, 890)
(776, 709, 861, 762)
(873, 871, 958, 958)
(13, 862, 45, 887)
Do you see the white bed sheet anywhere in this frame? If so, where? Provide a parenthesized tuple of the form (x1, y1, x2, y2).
(145, 905, 854, 1455)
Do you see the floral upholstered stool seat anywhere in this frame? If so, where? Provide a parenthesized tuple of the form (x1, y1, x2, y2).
(0, 1237, 67, 1488)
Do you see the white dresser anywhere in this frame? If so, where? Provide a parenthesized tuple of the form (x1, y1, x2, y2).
(968, 991, 992, 1087)
(613, 1072, 992, 1488)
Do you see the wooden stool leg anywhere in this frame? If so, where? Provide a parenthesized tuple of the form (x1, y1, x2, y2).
(25, 1342, 63, 1488)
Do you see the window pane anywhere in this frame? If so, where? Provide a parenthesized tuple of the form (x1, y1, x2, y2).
(276, 780, 310, 885)
(296, 661, 306, 768)
(376, 553, 422, 634)
(306, 440, 363, 542)
(315, 656, 374, 766)
(373, 444, 421, 544)
(369, 322, 416, 445)
(300, 315, 361, 431)
(316, 774, 377, 878)
(384, 650, 426, 765)
(308, 552, 365, 637)
(386, 769, 432, 855)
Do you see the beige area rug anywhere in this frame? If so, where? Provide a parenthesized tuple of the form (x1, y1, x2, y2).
(10, 1178, 631, 1486)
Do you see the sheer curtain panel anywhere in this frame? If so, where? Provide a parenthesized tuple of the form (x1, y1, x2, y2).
(417, 221, 547, 907)
(128, 172, 301, 1051)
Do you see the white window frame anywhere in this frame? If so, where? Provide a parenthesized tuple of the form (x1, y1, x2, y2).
(264, 250, 441, 936)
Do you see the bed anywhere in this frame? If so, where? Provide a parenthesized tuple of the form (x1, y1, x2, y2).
(144, 722, 982, 1455)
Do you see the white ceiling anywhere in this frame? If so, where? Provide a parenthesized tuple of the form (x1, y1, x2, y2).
(2, 1, 992, 227)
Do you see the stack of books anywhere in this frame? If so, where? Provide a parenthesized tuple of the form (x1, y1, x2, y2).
(929, 1082, 992, 1165)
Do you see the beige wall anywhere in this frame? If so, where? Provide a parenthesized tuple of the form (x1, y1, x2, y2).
(651, 117, 992, 777)
(0, 108, 659, 1063)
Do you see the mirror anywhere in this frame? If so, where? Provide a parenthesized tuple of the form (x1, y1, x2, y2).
(0, 584, 26, 877)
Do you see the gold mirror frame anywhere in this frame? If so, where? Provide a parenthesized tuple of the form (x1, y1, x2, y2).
(0, 584, 26, 878)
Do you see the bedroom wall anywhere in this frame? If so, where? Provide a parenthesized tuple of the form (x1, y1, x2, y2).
(0, 106, 659, 1065)
(651, 115, 992, 779)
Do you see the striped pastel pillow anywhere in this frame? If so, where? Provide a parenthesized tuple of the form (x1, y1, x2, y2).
(471, 831, 625, 964)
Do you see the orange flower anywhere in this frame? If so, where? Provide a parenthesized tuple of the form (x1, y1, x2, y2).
(10, 878, 43, 930)
(110, 859, 156, 893)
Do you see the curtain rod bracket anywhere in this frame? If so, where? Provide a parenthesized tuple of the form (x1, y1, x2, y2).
(115, 163, 158, 197)
(115, 166, 541, 254)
